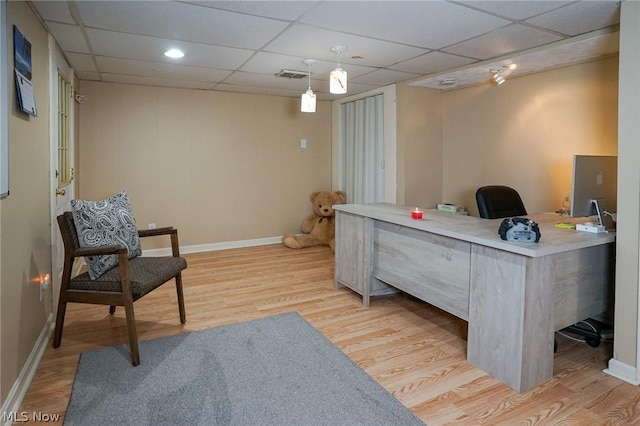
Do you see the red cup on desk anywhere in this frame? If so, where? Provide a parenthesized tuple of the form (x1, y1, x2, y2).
(411, 208, 423, 219)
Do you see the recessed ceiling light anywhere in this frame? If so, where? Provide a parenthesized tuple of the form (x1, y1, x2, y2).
(164, 49, 184, 59)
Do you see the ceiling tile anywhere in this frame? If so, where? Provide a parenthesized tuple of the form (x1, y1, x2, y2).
(389, 51, 477, 74)
(300, 1, 511, 49)
(241, 51, 376, 80)
(86, 28, 253, 70)
(185, 1, 321, 21)
(101, 74, 216, 90)
(458, 1, 572, 20)
(264, 24, 428, 67)
(45, 22, 90, 54)
(30, 1, 76, 24)
(352, 69, 421, 86)
(65, 52, 97, 73)
(95, 57, 233, 83)
(443, 24, 564, 60)
(75, 1, 290, 49)
(526, 1, 620, 36)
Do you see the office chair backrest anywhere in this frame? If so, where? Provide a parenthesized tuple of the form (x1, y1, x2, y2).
(476, 185, 528, 219)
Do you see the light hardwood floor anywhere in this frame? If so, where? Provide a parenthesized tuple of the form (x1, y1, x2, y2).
(19, 244, 640, 425)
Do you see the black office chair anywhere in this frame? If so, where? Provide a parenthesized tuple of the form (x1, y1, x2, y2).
(475, 185, 527, 219)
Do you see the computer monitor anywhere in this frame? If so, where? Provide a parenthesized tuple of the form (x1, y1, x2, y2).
(570, 155, 617, 226)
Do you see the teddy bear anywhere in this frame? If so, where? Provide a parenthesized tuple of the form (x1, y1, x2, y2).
(282, 190, 347, 252)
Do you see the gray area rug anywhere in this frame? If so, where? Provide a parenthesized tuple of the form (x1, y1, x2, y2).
(64, 312, 425, 425)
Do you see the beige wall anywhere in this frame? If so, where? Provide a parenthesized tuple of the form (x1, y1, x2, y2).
(78, 82, 332, 249)
(441, 57, 618, 216)
(1, 1, 52, 403)
(396, 83, 443, 209)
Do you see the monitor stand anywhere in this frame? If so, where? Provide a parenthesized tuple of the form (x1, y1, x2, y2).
(591, 198, 616, 231)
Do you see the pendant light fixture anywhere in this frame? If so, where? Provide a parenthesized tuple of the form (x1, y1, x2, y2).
(301, 59, 317, 113)
(329, 45, 347, 95)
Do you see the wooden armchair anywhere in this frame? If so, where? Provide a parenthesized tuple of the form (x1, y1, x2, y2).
(54, 211, 187, 366)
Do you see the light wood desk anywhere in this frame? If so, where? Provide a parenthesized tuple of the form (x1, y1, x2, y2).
(334, 203, 615, 393)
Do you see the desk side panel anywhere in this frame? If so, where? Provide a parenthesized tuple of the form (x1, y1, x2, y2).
(335, 211, 364, 294)
(372, 221, 471, 320)
(468, 246, 555, 392)
(553, 243, 615, 330)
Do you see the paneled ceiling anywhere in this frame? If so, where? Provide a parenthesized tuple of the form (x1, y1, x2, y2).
(29, 1, 621, 99)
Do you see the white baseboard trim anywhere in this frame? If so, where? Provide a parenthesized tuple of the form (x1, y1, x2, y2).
(603, 358, 639, 386)
(142, 236, 284, 257)
(1, 313, 55, 426)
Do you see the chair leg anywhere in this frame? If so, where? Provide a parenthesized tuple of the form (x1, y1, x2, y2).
(122, 294, 140, 366)
(109, 305, 116, 314)
(53, 297, 68, 348)
(175, 274, 186, 324)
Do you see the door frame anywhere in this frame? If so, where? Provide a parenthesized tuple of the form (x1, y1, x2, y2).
(48, 35, 75, 310)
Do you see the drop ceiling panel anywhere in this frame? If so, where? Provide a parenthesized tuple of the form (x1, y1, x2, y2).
(240, 52, 328, 76)
(46, 22, 90, 54)
(389, 51, 476, 74)
(526, 1, 620, 36)
(224, 71, 313, 90)
(95, 57, 233, 83)
(264, 24, 428, 67)
(459, 1, 572, 21)
(352, 68, 421, 86)
(30, 0, 76, 24)
(241, 51, 376, 80)
(65, 52, 97, 73)
(75, 1, 290, 49)
(186, 0, 321, 21)
(101, 74, 216, 90)
(212, 83, 306, 98)
(443, 24, 564, 60)
(300, 1, 511, 49)
(86, 28, 253, 70)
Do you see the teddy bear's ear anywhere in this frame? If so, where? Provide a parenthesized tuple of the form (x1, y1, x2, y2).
(310, 191, 321, 202)
(335, 191, 347, 204)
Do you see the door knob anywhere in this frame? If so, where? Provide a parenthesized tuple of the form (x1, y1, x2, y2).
(56, 188, 66, 196)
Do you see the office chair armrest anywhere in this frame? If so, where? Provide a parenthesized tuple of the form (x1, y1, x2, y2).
(73, 245, 126, 258)
(138, 227, 175, 238)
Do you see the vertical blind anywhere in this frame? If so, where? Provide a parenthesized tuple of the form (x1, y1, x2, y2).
(339, 94, 384, 204)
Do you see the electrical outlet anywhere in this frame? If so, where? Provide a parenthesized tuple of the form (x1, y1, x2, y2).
(148, 223, 156, 229)
(300, 139, 307, 149)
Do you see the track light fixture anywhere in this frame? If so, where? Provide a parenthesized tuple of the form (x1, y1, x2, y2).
(329, 45, 348, 94)
(301, 59, 317, 113)
(491, 69, 506, 85)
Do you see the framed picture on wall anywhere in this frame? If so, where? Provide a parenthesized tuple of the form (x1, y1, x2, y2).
(13, 25, 37, 117)
(1, 0, 9, 197)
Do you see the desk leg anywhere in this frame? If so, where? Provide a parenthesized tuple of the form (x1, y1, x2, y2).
(468, 245, 555, 393)
(361, 217, 374, 307)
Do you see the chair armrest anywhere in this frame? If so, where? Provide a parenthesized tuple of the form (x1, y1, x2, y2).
(73, 245, 125, 258)
(138, 227, 175, 238)
(137, 226, 181, 257)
